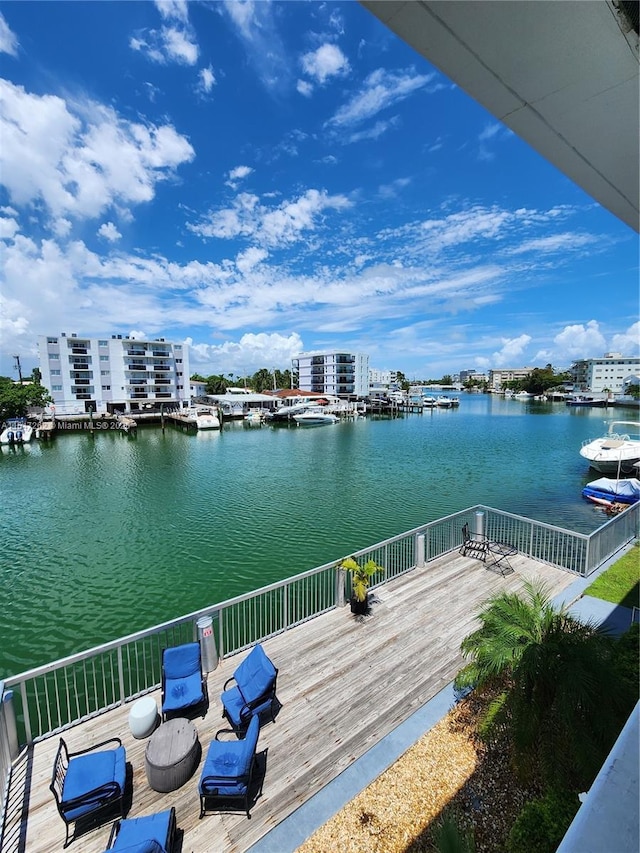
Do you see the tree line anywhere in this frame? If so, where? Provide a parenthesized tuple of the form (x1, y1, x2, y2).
(191, 368, 293, 395)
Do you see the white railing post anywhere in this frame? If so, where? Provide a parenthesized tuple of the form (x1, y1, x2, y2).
(335, 567, 346, 607)
(416, 534, 426, 568)
(1, 688, 19, 761)
(117, 646, 125, 706)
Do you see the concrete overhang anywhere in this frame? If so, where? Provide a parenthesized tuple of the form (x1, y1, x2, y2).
(360, 1, 639, 232)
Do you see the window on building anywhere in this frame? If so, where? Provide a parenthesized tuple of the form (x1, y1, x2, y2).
(50, 369, 61, 376)
(102, 385, 111, 390)
(98, 340, 108, 346)
(176, 358, 182, 363)
(101, 370, 110, 376)
(52, 384, 62, 391)
(100, 355, 109, 361)
(47, 337, 58, 344)
(49, 353, 60, 360)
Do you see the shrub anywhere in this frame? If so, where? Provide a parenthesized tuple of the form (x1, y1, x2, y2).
(506, 788, 579, 853)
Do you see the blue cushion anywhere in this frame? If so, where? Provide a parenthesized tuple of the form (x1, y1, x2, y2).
(111, 809, 173, 851)
(163, 643, 201, 680)
(62, 745, 126, 821)
(221, 685, 273, 728)
(162, 671, 203, 713)
(233, 645, 276, 706)
(200, 715, 259, 798)
(109, 841, 165, 853)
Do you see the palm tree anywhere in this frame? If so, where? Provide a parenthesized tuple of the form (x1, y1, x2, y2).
(455, 580, 632, 788)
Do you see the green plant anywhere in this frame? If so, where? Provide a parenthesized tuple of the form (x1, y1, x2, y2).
(339, 556, 382, 602)
(506, 788, 579, 853)
(431, 811, 476, 853)
(584, 543, 639, 610)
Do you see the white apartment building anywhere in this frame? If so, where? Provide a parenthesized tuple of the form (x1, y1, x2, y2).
(293, 351, 369, 398)
(571, 353, 640, 394)
(369, 368, 398, 395)
(488, 367, 535, 391)
(38, 333, 190, 414)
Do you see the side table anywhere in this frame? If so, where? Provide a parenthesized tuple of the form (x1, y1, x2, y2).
(129, 696, 158, 739)
(145, 717, 201, 793)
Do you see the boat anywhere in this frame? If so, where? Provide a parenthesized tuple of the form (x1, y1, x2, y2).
(582, 476, 640, 506)
(579, 421, 640, 475)
(293, 407, 339, 427)
(422, 396, 437, 407)
(566, 395, 608, 407)
(244, 410, 264, 424)
(195, 408, 220, 430)
(436, 396, 454, 408)
(0, 418, 33, 444)
(514, 391, 534, 400)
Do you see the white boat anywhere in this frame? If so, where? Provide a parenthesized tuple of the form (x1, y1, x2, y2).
(436, 396, 454, 408)
(195, 408, 220, 430)
(514, 391, 534, 400)
(422, 396, 437, 407)
(293, 407, 339, 427)
(244, 410, 264, 424)
(582, 477, 640, 507)
(579, 421, 640, 475)
(0, 418, 33, 444)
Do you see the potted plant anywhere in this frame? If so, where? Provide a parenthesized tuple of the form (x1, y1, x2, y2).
(339, 556, 383, 616)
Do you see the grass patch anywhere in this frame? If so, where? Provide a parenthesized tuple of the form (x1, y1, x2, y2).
(585, 543, 640, 609)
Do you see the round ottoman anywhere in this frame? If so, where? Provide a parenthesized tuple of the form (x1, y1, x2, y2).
(145, 717, 201, 793)
(129, 696, 158, 739)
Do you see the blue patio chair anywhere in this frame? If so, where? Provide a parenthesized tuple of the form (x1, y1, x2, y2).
(220, 643, 278, 733)
(199, 714, 261, 819)
(102, 806, 176, 853)
(161, 641, 207, 722)
(50, 736, 127, 848)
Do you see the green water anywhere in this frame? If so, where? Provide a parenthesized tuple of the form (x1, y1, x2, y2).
(0, 397, 628, 676)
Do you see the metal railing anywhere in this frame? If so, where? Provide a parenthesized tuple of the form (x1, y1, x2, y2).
(0, 504, 637, 815)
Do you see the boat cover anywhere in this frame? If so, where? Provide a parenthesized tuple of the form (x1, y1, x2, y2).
(582, 477, 640, 503)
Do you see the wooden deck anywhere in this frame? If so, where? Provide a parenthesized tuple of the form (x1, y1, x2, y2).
(1, 552, 579, 853)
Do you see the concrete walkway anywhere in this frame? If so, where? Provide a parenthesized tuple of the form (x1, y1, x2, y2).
(247, 544, 638, 853)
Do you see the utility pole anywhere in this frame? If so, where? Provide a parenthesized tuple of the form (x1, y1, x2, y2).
(13, 355, 23, 384)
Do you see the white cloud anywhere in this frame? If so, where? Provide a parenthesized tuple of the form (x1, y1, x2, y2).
(129, 328, 148, 339)
(97, 222, 122, 242)
(187, 331, 304, 374)
(297, 79, 313, 98)
(189, 188, 351, 247)
(300, 43, 349, 84)
(222, 1, 290, 93)
(0, 215, 19, 240)
(489, 334, 533, 367)
(509, 232, 593, 255)
(198, 65, 216, 94)
(236, 246, 268, 273)
(225, 165, 253, 189)
(552, 321, 607, 360)
(347, 116, 400, 144)
(329, 68, 435, 128)
(0, 80, 194, 225)
(154, 0, 189, 23)
(162, 26, 198, 65)
(0, 12, 19, 56)
(378, 178, 411, 199)
(611, 322, 640, 356)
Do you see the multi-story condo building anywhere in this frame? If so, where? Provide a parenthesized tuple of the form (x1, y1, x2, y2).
(570, 352, 640, 394)
(38, 333, 190, 414)
(488, 367, 535, 391)
(293, 351, 369, 398)
(369, 368, 398, 395)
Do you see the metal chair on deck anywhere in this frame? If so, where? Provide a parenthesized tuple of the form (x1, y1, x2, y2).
(50, 736, 127, 848)
(161, 641, 208, 723)
(220, 643, 278, 734)
(102, 807, 176, 852)
(459, 522, 488, 561)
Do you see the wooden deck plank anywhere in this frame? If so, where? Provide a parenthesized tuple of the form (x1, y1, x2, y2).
(1, 553, 578, 853)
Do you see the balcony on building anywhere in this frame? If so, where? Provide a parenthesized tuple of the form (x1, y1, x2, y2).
(154, 364, 171, 372)
(126, 348, 147, 357)
(130, 392, 148, 399)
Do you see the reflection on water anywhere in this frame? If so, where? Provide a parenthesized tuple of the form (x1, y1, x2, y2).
(0, 397, 627, 675)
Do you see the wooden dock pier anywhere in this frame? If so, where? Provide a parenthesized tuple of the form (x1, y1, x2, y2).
(1, 551, 577, 853)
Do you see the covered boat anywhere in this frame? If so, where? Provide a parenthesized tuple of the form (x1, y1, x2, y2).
(582, 477, 640, 506)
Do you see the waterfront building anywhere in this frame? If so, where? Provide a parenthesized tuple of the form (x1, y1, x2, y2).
(570, 353, 640, 394)
(488, 367, 536, 391)
(293, 351, 369, 398)
(38, 333, 190, 415)
(190, 379, 207, 398)
(369, 368, 398, 395)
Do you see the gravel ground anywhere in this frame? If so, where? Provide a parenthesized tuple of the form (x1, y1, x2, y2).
(296, 692, 536, 853)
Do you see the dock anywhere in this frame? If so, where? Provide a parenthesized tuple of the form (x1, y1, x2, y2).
(1, 551, 577, 853)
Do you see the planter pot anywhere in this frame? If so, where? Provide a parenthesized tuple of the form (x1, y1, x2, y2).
(350, 596, 370, 616)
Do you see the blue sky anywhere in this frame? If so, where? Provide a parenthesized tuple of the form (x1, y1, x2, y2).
(0, 1, 638, 381)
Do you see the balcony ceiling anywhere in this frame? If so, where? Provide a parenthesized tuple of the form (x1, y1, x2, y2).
(360, 1, 639, 231)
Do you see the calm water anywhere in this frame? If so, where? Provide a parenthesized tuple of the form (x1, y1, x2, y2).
(0, 397, 631, 677)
